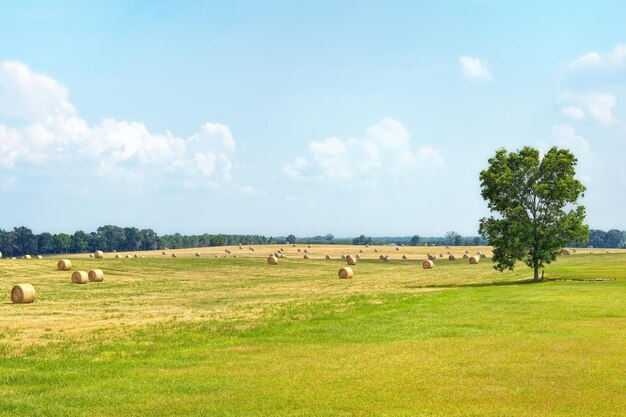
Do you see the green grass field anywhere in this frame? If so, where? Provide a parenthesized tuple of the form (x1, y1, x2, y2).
(1, 246, 625, 416)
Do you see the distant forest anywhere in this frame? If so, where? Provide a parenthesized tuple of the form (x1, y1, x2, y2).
(0, 225, 624, 257)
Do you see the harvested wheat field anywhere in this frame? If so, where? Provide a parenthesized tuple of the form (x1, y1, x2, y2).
(1, 245, 625, 416)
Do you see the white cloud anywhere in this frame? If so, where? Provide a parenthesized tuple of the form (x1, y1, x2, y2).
(558, 92, 617, 125)
(570, 43, 626, 69)
(0, 61, 237, 187)
(552, 124, 590, 156)
(284, 118, 444, 181)
(459, 56, 492, 81)
(560, 106, 586, 120)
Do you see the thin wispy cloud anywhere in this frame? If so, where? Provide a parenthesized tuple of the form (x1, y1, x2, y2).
(459, 56, 492, 81)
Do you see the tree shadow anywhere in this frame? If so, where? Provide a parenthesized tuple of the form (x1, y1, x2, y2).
(406, 278, 540, 289)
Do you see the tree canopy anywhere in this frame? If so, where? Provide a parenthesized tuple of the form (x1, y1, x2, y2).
(479, 146, 588, 280)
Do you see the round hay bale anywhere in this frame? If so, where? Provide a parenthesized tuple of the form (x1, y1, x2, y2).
(374, 249, 378, 253)
(465, 250, 469, 254)
(125, 255, 131, 258)
(0, 251, 2, 258)
(89, 254, 94, 258)
(341, 254, 346, 260)
(448, 254, 456, 261)
(477, 251, 482, 255)
(308, 245, 312, 248)
(195, 252, 200, 257)
(88, 269, 104, 282)
(447, 251, 451, 255)
(422, 260, 434, 269)
(298, 249, 302, 252)
(359, 249, 364, 253)
(365, 244, 369, 248)
(395, 247, 400, 251)
(94, 250, 104, 259)
(24, 255, 32, 259)
(238, 244, 243, 249)
(71, 271, 88, 284)
(402, 255, 408, 260)
(445, 246, 449, 249)
(383, 255, 390, 262)
(303, 254, 309, 260)
(338, 267, 353, 279)
(292, 243, 296, 247)
(57, 259, 72, 271)
(463, 254, 469, 259)
(36, 255, 43, 259)
(561, 249, 571, 255)
(304, 249, 308, 253)
(134, 254, 139, 258)
(480, 254, 487, 259)
(267, 255, 278, 265)
(469, 256, 480, 264)
(428, 254, 437, 261)
(172, 253, 177, 258)
(325, 255, 332, 260)
(162, 251, 167, 255)
(346, 255, 357, 266)
(115, 254, 121, 258)
(439, 254, 443, 258)
(249, 247, 255, 251)
(11, 284, 36, 304)
(214, 254, 220, 258)
(356, 254, 361, 259)
(379, 254, 385, 260)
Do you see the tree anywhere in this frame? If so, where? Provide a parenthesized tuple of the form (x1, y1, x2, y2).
(410, 235, 421, 246)
(604, 229, 624, 248)
(352, 235, 373, 245)
(71, 231, 89, 253)
(285, 234, 296, 244)
(479, 146, 588, 281)
(38, 232, 55, 254)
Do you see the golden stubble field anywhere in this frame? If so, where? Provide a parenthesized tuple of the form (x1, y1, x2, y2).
(1, 244, 624, 351)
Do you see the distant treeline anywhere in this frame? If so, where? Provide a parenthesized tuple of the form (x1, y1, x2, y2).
(0, 226, 624, 257)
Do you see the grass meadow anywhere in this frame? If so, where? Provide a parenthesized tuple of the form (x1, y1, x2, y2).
(1, 245, 625, 416)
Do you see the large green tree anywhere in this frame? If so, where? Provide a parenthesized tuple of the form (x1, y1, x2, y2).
(479, 146, 588, 281)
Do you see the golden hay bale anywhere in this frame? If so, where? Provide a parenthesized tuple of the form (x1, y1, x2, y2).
(94, 250, 104, 258)
(326, 255, 332, 260)
(0, 251, 2, 258)
(374, 249, 378, 253)
(365, 244, 369, 248)
(267, 255, 278, 265)
(445, 246, 449, 249)
(249, 247, 255, 251)
(214, 254, 220, 258)
(422, 260, 434, 269)
(463, 254, 469, 259)
(383, 255, 390, 262)
(341, 254, 346, 260)
(24, 255, 32, 259)
(172, 253, 177, 258)
(428, 254, 437, 261)
(338, 267, 353, 279)
(115, 254, 121, 258)
(448, 255, 455, 261)
(304, 249, 308, 253)
(477, 251, 482, 255)
(356, 254, 361, 259)
(480, 254, 487, 259)
(89, 254, 94, 258)
(379, 254, 385, 260)
(298, 248, 302, 252)
(561, 249, 571, 255)
(134, 254, 139, 258)
(292, 243, 296, 247)
(469, 256, 480, 264)
(195, 252, 200, 257)
(11, 257, 16, 260)
(238, 244, 243, 249)
(465, 250, 469, 254)
(346, 255, 357, 266)
(71, 271, 88, 284)
(36, 255, 43, 259)
(57, 259, 72, 271)
(88, 269, 104, 282)
(395, 247, 400, 251)
(303, 254, 309, 259)
(402, 255, 408, 260)
(125, 255, 131, 258)
(439, 254, 443, 258)
(359, 249, 364, 253)
(308, 245, 312, 248)
(11, 284, 36, 304)
(162, 251, 167, 255)
(447, 251, 451, 255)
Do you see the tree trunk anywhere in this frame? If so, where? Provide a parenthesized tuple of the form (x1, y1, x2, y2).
(533, 265, 539, 281)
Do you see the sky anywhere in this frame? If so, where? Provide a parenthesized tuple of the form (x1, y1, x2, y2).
(0, 0, 625, 237)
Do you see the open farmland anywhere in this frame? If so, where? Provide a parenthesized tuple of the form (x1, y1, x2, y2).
(1, 245, 625, 416)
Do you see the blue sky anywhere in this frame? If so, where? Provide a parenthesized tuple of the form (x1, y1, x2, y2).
(0, 1, 625, 236)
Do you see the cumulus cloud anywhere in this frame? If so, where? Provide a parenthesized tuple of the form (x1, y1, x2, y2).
(569, 43, 626, 69)
(552, 124, 591, 156)
(558, 92, 617, 124)
(283, 118, 444, 181)
(0, 61, 237, 187)
(459, 56, 492, 81)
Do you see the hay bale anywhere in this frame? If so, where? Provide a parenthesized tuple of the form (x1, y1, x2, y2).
(249, 246, 255, 251)
(447, 251, 451, 255)
(422, 260, 434, 269)
(238, 244, 243, 249)
(469, 256, 480, 264)
(428, 254, 436, 261)
(94, 250, 104, 258)
(448, 255, 456, 261)
(36, 255, 43, 259)
(172, 253, 177, 258)
(71, 271, 88, 284)
(445, 246, 449, 249)
(298, 248, 302, 252)
(24, 255, 32, 259)
(463, 254, 469, 259)
(383, 255, 390, 262)
(267, 255, 278, 265)
(365, 244, 369, 248)
(125, 255, 131, 258)
(338, 267, 353, 279)
(165, 247, 169, 250)
(341, 254, 346, 260)
(439, 254, 443, 258)
(292, 243, 296, 247)
(57, 259, 72, 271)
(115, 254, 121, 258)
(402, 254, 408, 260)
(477, 251, 482, 255)
(395, 247, 400, 251)
(374, 249, 379, 253)
(359, 249, 364, 253)
(325, 255, 332, 260)
(214, 254, 220, 258)
(480, 254, 487, 259)
(303, 254, 309, 260)
(308, 245, 312, 248)
(162, 251, 167, 255)
(561, 249, 571, 255)
(88, 269, 104, 282)
(304, 249, 308, 253)
(356, 254, 361, 259)
(465, 250, 469, 254)
(0, 251, 2, 258)
(89, 254, 94, 258)
(195, 252, 200, 257)
(379, 254, 385, 260)
(346, 255, 357, 266)
(134, 254, 139, 258)
(11, 284, 36, 304)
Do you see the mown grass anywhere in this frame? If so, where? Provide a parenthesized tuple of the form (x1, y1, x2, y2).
(0, 248, 624, 416)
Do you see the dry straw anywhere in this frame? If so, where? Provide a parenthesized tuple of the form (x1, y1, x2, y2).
(338, 267, 353, 279)
(71, 271, 88, 284)
(422, 260, 434, 269)
(11, 284, 36, 304)
(267, 255, 278, 265)
(469, 256, 480, 264)
(94, 250, 104, 258)
(57, 259, 72, 271)
(88, 269, 104, 282)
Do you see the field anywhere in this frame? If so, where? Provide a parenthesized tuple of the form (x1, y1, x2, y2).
(1, 244, 625, 416)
